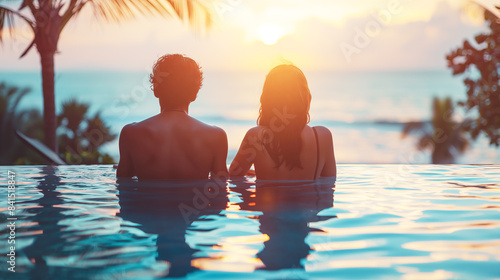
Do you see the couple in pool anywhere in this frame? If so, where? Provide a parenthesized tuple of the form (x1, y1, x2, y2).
(117, 54, 336, 180)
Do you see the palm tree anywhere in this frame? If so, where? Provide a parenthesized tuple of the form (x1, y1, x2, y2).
(0, 0, 212, 154)
(402, 97, 469, 164)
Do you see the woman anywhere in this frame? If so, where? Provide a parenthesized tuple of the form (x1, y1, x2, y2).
(229, 64, 336, 180)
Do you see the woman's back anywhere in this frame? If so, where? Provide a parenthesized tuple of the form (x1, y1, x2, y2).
(230, 125, 336, 180)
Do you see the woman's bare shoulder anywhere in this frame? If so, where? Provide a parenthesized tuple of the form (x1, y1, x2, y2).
(312, 126, 333, 142)
(243, 126, 269, 137)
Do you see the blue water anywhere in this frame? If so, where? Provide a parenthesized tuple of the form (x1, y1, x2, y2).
(1, 70, 499, 163)
(0, 165, 499, 279)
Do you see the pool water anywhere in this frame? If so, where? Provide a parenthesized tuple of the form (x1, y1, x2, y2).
(0, 165, 499, 279)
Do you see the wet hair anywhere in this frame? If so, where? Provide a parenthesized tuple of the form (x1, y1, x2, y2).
(257, 64, 312, 170)
(149, 54, 203, 109)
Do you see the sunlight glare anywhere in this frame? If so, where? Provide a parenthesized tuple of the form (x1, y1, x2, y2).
(259, 24, 285, 45)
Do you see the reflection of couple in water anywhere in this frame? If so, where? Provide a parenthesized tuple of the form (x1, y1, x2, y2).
(117, 177, 336, 277)
(115, 54, 337, 277)
(117, 54, 336, 181)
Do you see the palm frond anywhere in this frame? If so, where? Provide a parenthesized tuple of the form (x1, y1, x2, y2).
(60, 0, 87, 33)
(19, 0, 36, 13)
(87, 0, 211, 30)
(19, 38, 35, 58)
(449, 123, 470, 153)
(0, 83, 31, 144)
(417, 134, 434, 151)
(402, 121, 427, 138)
(59, 99, 90, 133)
(0, 5, 34, 43)
(4, 86, 30, 131)
(184, 0, 212, 31)
(0, 6, 15, 43)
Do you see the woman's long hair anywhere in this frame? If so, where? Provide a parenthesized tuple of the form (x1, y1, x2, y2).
(257, 64, 312, 170)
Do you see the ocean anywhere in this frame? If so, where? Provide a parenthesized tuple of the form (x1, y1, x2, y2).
(1, 69, 499, 164)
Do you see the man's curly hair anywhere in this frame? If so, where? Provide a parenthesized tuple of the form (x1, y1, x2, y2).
(150, 54, 203, 109)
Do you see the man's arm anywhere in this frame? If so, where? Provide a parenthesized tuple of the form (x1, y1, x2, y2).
(116, 124, 135, 178)
(210, 127, 229, 181)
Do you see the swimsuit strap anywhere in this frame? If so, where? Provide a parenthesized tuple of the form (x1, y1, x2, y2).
(312, 127, 320, 179)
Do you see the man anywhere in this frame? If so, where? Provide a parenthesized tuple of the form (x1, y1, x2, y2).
(117, 54, 228, 180)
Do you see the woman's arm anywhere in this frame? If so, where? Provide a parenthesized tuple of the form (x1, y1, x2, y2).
(229, 128, 259, 177)
(318, 126, 337, 177)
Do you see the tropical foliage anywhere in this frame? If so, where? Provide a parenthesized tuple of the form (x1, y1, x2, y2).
(0, 82, 45, 164)
(403, 97, 469, 164)
(0, 82, 116, 164)
(446, 6, 500, 146)
(58, 99, 116, 164)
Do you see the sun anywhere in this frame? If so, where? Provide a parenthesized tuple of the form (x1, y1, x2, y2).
(258, 24, 285, 46)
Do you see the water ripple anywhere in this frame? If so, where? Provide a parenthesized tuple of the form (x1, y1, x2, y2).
(0, 165, 498, 279)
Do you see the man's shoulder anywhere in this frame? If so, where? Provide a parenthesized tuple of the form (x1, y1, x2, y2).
(206, 124, 227, 141)
(120, 120, 152, 141)
(190, 117, 226, 135)
(122, 115, 160, 132)
(190, 120, 227, 150)
(121, 122, 136, 133)
(211, 125, 227, 136)
(121, 122, 144, 134)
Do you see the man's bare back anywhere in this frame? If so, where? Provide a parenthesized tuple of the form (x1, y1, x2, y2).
(117, 111, 228, 179)
(116, 54, 228, 180)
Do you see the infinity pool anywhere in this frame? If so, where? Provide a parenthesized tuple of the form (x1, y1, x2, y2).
(0, 165, 499, 279)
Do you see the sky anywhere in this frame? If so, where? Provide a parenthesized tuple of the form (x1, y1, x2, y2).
(0, 0, 497, 71)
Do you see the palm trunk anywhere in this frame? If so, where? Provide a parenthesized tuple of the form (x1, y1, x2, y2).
(40, 50, 57, 154)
